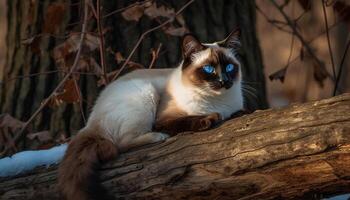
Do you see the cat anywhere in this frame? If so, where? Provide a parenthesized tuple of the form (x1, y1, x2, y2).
(58, 28, 243, 200)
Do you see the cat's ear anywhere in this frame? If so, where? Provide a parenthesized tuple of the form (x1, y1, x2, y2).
(221, 28, 240, 50)
(182, 34, 205, 58)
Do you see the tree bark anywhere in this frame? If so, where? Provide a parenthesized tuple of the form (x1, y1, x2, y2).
(1, 93, 350, 200)
(0, 0, 267, 145)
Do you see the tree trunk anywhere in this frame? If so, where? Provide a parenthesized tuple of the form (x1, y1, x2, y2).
(0, 0, 86, 138)
(0, 0, 267, 144)
(1, 93, 349, 200)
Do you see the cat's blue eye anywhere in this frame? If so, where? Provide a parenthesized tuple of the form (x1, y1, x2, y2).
(203, 65, 215, 74)
(226, 64, 235, 72)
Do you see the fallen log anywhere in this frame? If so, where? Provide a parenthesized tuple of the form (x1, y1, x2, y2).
(1, 93, 350, 200)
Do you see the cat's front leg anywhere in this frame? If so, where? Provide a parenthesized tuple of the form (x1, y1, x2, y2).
(155, 112, 222, 136)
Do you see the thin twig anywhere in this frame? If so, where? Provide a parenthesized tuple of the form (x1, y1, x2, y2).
(284, 1, 295, 70)
(102, 0, 152, 19)
(256, 2, 340, 75)
(73, 78, 86, 124)
(112, 0, 195, 81)
(281, 22, 340, 69)
(1, 0, 90, 156)
(149, 43, 162, 69)
(95, 0, 109, 85)
(255, 5, 293, 34)
(285, 32, 295, 69)
(6, 70, 98, 82)
(333, 39, 350, 96)
(270, 0, 333, 80)
(7, 70, 61, 81)
(22, 31, 100, 42)
(322, 0, 336, 79)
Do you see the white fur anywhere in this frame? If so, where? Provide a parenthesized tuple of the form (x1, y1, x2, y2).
(191, 48, 212, 65)
(85, 69, 173, 149)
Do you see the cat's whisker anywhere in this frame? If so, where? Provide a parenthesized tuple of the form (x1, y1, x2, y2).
(242, 81, 261, 85)
(242, 85, 256, 93)
(241, 86, 258, 100)
(242, 85, 257, 94)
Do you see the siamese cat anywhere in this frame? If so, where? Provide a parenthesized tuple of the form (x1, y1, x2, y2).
(58, 29, 243, 200)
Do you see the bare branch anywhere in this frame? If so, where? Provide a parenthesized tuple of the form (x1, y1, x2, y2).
(94, 0, 109, 85)
(321, 0, 336, 80)
(333, 39, 350, 96)
(255, 5, 292, 34)
(149, 43, 162, 69)
(270, 0, 333, 81)
(102, 0, 152, 19)
(73, 78, 86, 125)
(111, 0, 195, 81)
(285, 31, 295, 70)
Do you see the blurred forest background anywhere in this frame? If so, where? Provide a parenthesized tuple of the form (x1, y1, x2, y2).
(0, 0, 349, 156)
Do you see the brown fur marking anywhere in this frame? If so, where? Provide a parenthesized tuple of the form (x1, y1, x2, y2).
(155, 112, 221, 136)
(58, 127, 117, 200)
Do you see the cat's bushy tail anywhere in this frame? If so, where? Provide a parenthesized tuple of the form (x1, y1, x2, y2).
(58, 128, 117, 200)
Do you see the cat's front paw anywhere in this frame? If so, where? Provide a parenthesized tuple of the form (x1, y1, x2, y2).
(150, 132, 170, 142)
(198, 112, 222, 131)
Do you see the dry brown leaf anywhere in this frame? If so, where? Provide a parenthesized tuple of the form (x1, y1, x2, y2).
(0, 114, 26, 133)
(269, 67, 288, 83)
(175, 15, 186, 26)
(27, 131, 53, 144)
(58, 79, 80, 104)
(164, 26, 188, 36)
(49, 79, 80, 107)
(53, 33, 100, 61)
(0, 127, 17, 156)
(0, 114, 28, 155)
(86, 57, 103, 75)
(32, 132, 69, 150)
(121, 2, 187, 37)
(84, 33, 101, 51)
(121, 4, 145, 22)
(22, 36, 42, 55)
(144, 2, 175, 19)
(76, 57, 103, 76)
(43, 3, 66, 34)
(115, 52, 125, 64)
(53, 33, 101, 75)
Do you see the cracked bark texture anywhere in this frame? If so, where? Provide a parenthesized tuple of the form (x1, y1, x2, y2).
(1, 93, 350, 200)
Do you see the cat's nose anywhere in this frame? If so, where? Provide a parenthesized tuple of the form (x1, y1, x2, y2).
(224, 81, 233, 89)
(219, 80, 232, 89)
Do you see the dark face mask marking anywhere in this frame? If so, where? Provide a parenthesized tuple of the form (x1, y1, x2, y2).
(182, 48, 240, 91)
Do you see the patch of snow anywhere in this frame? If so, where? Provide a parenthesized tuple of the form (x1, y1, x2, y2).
(0, 144, 67, 177)
(323, 194, 350, 200)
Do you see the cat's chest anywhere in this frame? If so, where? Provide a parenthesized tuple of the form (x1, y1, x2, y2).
(168, 70, 244, 119)
(174, 91, 243, 120)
